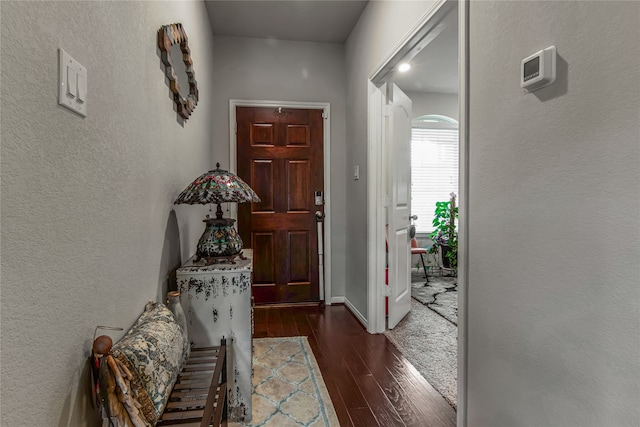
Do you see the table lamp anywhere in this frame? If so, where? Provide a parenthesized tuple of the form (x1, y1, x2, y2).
(175, 163, 260, 264)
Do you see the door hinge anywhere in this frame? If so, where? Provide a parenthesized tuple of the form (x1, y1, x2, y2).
(383, 285, 391, 296)
(383, 194, 391, 208)
(383, 105, 392, 117)
(322, 112, 328, 119)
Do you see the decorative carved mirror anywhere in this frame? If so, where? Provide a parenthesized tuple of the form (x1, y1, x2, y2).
(158, 23, 198, 120)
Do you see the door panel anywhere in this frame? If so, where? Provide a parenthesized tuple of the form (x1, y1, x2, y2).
(251, 123, 275, 146)
(288, 231, 310, 283)
(286, 125, 310, 146)
(387, 84, 413, 329)
(237, 107, 323, 304)
(252, 232, 276, 285)
(286, 160, 311, 212)
(251, 160, 275, 212)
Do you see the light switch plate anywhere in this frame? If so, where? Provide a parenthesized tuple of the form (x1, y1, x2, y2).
(58, 48, 87, 117)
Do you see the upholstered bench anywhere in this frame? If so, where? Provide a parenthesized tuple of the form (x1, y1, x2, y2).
(92, 302, 228, 426)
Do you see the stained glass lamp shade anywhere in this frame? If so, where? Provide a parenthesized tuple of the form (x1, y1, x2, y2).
(175, 163, 260, 264)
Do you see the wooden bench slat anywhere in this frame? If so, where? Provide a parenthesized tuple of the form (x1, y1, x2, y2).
(182, 364, 216, 372)
(181, 366, 215, 372)
(185, 360, 216, 366)
(199, 346, 227, 425)
(173, 382, 211, 390)
(169, 390, 210, 399)
(177, 373, 215, 381)
(190, 346, 220, 352)
(189, 353, 219, 359)
(188, 350, 219, 355)
(157, 421, 201, 427)
(178, 377, 214, 384)
(212, 380, 226, 426)
(161, 408, 205, 420)
(155, 343, 227, 427)
(155, 422, 202, 427)
(165, 399, 208, 409)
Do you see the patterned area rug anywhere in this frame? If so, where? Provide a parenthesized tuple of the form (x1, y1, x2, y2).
(410, 273, 458, 325)
(383, 272, 458, 409)
(230, 337, 339, 427)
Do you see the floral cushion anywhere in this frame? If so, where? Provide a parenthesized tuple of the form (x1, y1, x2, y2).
(110, 302, 188, 425)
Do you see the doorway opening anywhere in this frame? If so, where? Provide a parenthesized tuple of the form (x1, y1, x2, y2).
(366, 0, 468, 419)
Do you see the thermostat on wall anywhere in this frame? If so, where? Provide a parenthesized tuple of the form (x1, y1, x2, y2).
(521, 46, 556, 92)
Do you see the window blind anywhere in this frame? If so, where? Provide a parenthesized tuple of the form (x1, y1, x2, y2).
(411, 127, 459, 233)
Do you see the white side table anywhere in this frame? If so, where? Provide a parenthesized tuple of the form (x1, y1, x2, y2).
(176, 250, 253, 422)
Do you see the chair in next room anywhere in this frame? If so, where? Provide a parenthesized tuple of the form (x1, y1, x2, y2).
(411, 237, 429, 282)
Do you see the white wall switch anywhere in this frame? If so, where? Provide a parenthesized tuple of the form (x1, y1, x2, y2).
(77, 74, 86, 103)
(66, 67, 77, 98)
(58, 48, 87, 117)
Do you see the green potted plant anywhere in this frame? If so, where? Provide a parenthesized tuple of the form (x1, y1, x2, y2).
(428, 193, 458, 271)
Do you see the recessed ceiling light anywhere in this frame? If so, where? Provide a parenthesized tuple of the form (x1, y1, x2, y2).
(398, 63, 411, 72)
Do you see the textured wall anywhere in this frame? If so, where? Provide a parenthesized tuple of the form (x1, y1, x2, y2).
(210, 35, 348, 300)
(467, 1, 640, 425)
(344, 0, 437, 319)
(1, 1, 216, 425)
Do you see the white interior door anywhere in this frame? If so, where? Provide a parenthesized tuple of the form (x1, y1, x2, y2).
(387, 83, 412, 329)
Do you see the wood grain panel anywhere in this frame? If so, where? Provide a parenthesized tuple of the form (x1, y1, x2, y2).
(287, 160, 310, 212)
(288, 231, 310, 284)
(250, 160, 274, 213)
(251, 232, 275, 285)
(286, 124, 310, 146)
(250, 123, 274, 146)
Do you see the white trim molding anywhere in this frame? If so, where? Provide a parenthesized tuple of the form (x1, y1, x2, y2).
(229, 99, 333, 304)
(366, 81, 387, 334)
(344, 297, 368, 328)
(457, 1, 469, 425)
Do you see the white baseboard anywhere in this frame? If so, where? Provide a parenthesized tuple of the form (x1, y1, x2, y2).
(344, 297, 368, 328)
(330, 296, 345, 305)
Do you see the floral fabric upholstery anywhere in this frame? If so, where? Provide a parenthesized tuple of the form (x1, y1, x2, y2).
(110, 302, 188, 425)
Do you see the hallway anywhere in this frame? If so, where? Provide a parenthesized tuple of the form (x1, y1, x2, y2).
(253, 304, 456, 427)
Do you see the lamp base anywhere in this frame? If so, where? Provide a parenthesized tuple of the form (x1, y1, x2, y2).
(195, 216, 244, 264)
(195, 252, 247, 266)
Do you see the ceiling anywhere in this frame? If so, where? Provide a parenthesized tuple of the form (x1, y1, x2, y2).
(390, 8, 458, 94)
(204, 0, 457, 94)
(205, 0, 369, 43)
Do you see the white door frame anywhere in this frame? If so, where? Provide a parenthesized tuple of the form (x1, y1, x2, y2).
(365, 0, 469, 424)
(229, 99, 333, 304)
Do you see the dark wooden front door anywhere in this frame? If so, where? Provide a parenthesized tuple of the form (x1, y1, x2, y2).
(236, 107, 324, 305)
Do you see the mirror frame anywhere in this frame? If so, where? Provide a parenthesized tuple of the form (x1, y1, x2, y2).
(158, 23, 198, 120)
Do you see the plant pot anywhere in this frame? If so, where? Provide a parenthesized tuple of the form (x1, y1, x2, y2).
(441, 244, 452, 269)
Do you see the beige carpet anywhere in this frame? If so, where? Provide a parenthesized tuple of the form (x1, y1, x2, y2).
(383, 273, 458, 409)
(230, 336, 339, 427)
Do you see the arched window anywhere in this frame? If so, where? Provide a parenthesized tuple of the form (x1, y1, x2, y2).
(411, 115, 459, 233)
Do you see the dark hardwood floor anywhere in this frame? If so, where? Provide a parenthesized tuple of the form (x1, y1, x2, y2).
(253, 304, 457, 427)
